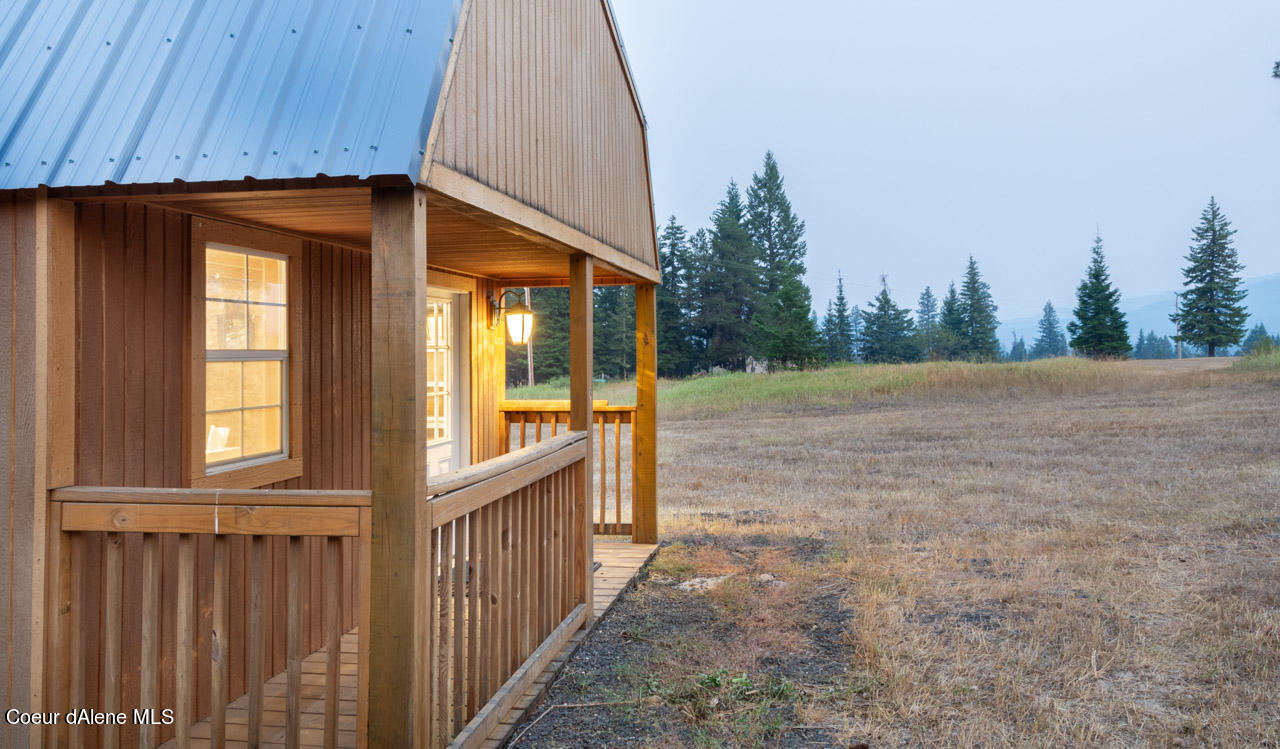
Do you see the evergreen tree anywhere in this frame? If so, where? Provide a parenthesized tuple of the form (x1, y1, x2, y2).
(755, 275, 825, 369)
(525, 287, 571, 381)
(1030, 301, 1069, 359)
(698, 182, 761, 370)
(1241, 323, 1277, 354)
(857, 281, 921, 363)
(1148, 333, 1174, 359)
(1007, 334, 1028, 362)
(1133, 329, 1150, 359)
(1068, 234, 1131, 358)
(938, 282, 966, 359)
(959, 257, 1001, 360)
(914, 286, 943, 359)
(1171, 197, 1249, 357)
(745, 151, 807, 295)
(684, 228, 712, 361)
(822, 273, 856, 362)
(593, 286, 634, 379)
(656, 217, 697, 376)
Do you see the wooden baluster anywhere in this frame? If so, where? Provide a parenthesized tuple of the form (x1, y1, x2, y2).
(598, 413, 607, 531)
(176, 533, 195, 747)
(518, 486, 531, 661)
(503, 493, 515, 680)
(563, 468, 573, 617)
(139, 533, 159, 749)
(452, 518, 466, 731)
(518, 413, 527, 448)
(287, 536, 304, 749)
(567, 466, 577, 611)
(248, 536, 265, 748)
(44, 515, 72, 749)
(211, 534, 229, 749)
(538, 478, 549, 638)
(615, 414, 624, 530)
(103, 532, 123, 749)
(466, 511, 480, 716)
(488, 500, 502, 699)
(325, 536, 342, 749)
(535, 413, 544, 443)
(507, 493, 519, 676)
(69, 532, 85, 749)
(437, 523, 453, 739)
(550, 411, 558, 438)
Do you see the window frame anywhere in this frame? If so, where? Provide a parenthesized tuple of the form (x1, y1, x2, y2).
(189, 219, 304, 489)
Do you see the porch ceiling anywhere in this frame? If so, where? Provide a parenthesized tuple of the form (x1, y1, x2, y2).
(94, 186, 639, 286)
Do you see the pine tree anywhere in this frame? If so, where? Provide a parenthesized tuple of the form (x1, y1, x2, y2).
(938, 282, 966, 359)
(857, 281, 920, 363)
(745, 151, 807, 295)
(593, 286, 634, 379)
(1068, 234, 1130, 358)
(1171, 197, 1249, 357)
(915, 286, 942, 359)
(1133, 329, 1150, 359)
(1030, 301, 1069, 359)
(1008, 334, 1028, 362)
(822, 273, 856, 362)
(1241, 323, 1274, 354)
(525, 287, 571, 381)
(684, 228, 712, 361)
(755, 275, 825, 369)
(656, 217, 697, 376)
(699, 182, 761, 370)
(1148, 334, 1174, 359)
(959, 257, 1000, 360)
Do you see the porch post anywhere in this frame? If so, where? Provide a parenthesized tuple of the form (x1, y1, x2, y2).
(368, 185, 432, 746)
(568, 255, 595, 620)
(632, 283, 658, 545)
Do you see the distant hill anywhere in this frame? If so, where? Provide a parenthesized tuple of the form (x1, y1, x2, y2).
(998, 273, 1280, 347)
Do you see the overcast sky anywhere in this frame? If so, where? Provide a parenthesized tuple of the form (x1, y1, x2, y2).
(610, 0, 1280, 321)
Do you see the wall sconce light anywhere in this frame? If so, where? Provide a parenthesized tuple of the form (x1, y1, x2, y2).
(489, 289, 534, 345)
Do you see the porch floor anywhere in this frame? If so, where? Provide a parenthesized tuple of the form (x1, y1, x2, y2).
(164, 540, 658, 748)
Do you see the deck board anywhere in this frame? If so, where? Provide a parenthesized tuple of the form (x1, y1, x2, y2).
(161, 540, 656, 748)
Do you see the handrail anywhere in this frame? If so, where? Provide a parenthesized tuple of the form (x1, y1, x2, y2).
(499, 399, 636, 414)
(427, 431, 586, 496)
(50, 485, 371, 506)
(428, 432, 587, 528)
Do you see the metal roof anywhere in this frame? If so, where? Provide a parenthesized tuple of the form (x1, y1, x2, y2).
(0, 0, 462, 190)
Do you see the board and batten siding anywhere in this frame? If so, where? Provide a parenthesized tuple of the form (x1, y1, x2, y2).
(68, 205, 505, 746)
(431, 0, 659, 271)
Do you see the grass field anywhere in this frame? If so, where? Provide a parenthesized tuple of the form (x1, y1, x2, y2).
(512, 356, 1280, 747)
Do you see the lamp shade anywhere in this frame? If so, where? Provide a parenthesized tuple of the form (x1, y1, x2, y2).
(505, 300, 534, 345)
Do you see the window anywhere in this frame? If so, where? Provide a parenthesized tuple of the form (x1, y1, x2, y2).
(204, 245, 288, 470)
(425, 297, 453, 443)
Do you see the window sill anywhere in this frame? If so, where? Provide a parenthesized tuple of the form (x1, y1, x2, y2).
(191, 456, 303, 489)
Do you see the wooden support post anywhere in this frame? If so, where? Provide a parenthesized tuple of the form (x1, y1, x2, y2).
(633, 284, 658, 545)
(368, 185, 432, 747)
(568, 255, 595, 619)
(31, 193, 76, 749)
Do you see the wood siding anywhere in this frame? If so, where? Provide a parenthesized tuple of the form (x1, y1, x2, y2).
(1, 195, 37, 749)
(431, 0, 659, 271)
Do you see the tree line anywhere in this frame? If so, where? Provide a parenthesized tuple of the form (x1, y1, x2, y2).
(507, 162, 1259, 383)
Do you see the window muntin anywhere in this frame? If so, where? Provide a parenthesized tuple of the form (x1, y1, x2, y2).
(204, 246, 288, 469)
(425, 297, 453, 444)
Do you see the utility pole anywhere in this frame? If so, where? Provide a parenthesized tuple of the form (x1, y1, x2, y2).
(524, 286, 534, 385)
(1174, 292, 1183, 359)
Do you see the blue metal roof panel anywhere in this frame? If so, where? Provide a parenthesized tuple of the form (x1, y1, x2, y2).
(0, 0, 461, 190)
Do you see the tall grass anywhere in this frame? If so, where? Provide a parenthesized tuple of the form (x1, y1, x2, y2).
(507, 357, 1237, 419)
(1232, 349, 1280, 372)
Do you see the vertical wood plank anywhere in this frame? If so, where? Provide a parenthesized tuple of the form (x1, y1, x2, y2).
(139, 533, 159, 749)
(248, 536, 264, 749)
(569, 255, 595, 614)
(211, 535, 228, 749)
(356, 508, 371, 749)
(102, 533, 123, 749)
(287, 535, 303, 749)
(325, 537, 341, 749)
(436, 523, 453, 739)
(614, 413, 622, 528)
(633, 283, 658, 544)
(369, 186, 430, 747)
(176, 534, 194, 747)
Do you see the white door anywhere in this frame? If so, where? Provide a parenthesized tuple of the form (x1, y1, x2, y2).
(426, 290, 471, 477)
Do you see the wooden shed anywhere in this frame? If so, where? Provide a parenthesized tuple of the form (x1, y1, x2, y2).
(0, 0, 659, 746)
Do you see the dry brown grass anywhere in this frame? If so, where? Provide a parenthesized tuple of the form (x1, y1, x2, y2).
(649, 358, 1280, 746)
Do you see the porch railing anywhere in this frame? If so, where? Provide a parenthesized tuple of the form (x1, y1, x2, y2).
(42, 487, 370, 749)
(500, 400, 635, 536)
(425, 431, 590, 746)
